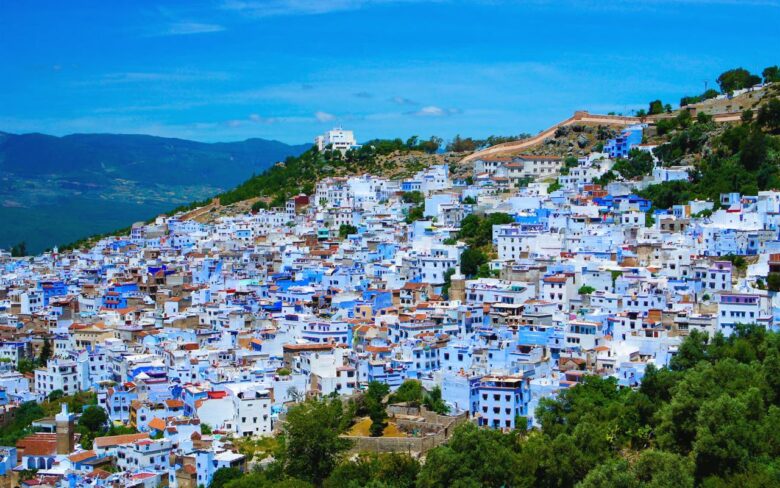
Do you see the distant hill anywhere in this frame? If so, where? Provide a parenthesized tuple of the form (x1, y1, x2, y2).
(0, 131, 309, 253)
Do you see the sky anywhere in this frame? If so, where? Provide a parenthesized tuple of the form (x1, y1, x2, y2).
(1, 0, 778, 145)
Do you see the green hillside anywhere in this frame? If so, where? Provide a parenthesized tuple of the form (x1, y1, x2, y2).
(0, 132, 309, 253)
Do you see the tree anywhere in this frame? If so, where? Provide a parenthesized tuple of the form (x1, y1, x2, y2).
(10, 241, 27, 257)
(404, 205, 424, 224)
(648, 100, 665, 115)
(79, 405, 108, 432)
(739, 127, 767, 171)
(281, 398, 352, 485)
(693, 388, 765, 479)
(669, 330, 709, 371)
(363, 381, 390, 437)
(762, 65, 780, 84)
(611, 149, 654, 180)
(324, 453, 419, 488)
(252, 200, 268, 212)
(48, 389, 64, 402)
(441, 268, 456, 300)
(338, 224, 358, 239)
(201, 423, 213, 435)
(401, 191, 424, 205)
(717, 68, 761, 93)
(211, 467, 245, 488)
(418, 136, 443, 154)
(39, 337, 52, 365)
(767, 273, 780, 292)
(460, 248, 487, 277)
(422, 386, 449, 415)
(17, 357, 36, 374)
(446, 135, 478, 153)
(417, 423, 521, 488)
(578, 285, 596, 295)
(458, 213, 514, 248)
(757, 97, 780, 134)
(223, 471, 313, 488)
(578, 450, 694, 488)
(389, 380, 423, 405)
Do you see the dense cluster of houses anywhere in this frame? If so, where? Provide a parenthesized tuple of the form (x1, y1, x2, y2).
(2, 136, 780, 487)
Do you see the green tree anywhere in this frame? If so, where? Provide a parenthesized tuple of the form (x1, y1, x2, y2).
(79, 405, 108, 432)
(767, 272, 780, 292)
(252, 200, 268, 212)
(757, 98, 780, 134)
(578, 450, 694, 488)
(611, 149, 654, 180)
(459, 248, 487, 277)
(693, 388, 766, 479)
(446, 135, 478, 153)
(578, 285, 596, 295)
(404, 205, 425, 224)
(458, 212, 514, 248)
(224, 472, 313, 488)
(422, 386, 449, 415)
(401, 191, 424, 205)
(648, 100, 665, 115)
(48, 389, 64, 401)
(717, 68, 761, 93)
(417, 423, 521, 488)
(763, 65, 780, 84)
(10, 241, 27, 257)
(441, 268, 456, 300)
(38, 337, 52, 365)
(281, 398, 352, 485)
(324, 453, 419, 488)
(338, 224, 358, 238)
(211, 467, 245, 488)
(389, 380, 423, 405)
(363, 381, 390, 437)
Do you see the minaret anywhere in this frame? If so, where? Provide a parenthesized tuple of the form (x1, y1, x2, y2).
(55, 403, 75, 454)
(449, 272, 466, 302)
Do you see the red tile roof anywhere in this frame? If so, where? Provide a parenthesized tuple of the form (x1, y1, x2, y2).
(93, 432, 149, 448)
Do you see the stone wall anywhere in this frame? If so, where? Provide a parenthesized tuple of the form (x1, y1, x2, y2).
(342, 409, 469, 455)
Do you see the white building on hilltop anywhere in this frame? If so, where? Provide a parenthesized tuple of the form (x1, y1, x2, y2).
(315, 128, 359, 152)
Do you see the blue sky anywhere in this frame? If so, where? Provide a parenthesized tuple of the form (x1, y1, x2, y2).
(1, 0, 778, 144)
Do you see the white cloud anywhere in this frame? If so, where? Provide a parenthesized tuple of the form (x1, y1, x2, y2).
(315, 111, 336, 122)
(90, 70, 230, 85)
(162, 22, 226, 35)
(411, 105, 461, 117)
(389, 96, 418, 106)
(220, 0, 434, 17)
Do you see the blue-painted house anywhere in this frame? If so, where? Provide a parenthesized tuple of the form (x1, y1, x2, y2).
(604, 125, 644, 159)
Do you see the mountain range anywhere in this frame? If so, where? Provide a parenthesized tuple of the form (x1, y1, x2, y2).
(0, 131, 309, 253)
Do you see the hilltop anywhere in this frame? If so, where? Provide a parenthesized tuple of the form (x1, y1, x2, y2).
(0, 132, 309, 253)
(51, 65, 780, 250)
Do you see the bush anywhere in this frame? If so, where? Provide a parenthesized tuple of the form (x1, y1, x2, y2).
(578, 285, 596, 295)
